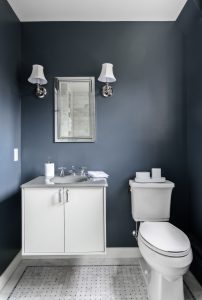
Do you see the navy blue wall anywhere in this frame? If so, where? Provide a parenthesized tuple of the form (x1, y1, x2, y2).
(0, 0, 21, 274)
(21, 22, 187, 247)
(178, 0, 202, 284)
(0, 0, 201, 284)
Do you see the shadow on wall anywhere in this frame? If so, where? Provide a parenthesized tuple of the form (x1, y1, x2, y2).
(0, 192, 21, 274)
(177, 0, 202, 285)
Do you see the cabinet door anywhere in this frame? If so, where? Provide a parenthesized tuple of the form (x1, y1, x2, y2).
(23, 188, 65, 254)
(65, 188, 105, 253)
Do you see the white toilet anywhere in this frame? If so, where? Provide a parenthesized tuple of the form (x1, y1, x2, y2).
(129, 180, 192, 300)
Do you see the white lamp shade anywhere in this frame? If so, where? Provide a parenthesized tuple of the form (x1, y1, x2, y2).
(28, 64, 47, 85)
(98, 63, 116, 83)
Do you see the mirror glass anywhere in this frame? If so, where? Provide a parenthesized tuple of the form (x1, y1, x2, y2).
(54, 77, 95, 142)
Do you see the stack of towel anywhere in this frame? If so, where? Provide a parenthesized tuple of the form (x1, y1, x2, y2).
(88, 171, 109, 180)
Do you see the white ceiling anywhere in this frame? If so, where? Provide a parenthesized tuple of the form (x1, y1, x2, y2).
(7, 0, 187, 22)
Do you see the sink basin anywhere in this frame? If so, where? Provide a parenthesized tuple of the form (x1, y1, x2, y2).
(50, 175, 88, 184)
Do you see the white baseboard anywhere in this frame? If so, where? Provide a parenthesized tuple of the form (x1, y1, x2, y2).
(106, 247, 141, 258)
(22, 247, 141, 260)
(0, 252, 22, 291)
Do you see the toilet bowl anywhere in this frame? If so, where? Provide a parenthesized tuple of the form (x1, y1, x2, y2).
(129, 179, 193, 300)
(138, 222, 193, 300)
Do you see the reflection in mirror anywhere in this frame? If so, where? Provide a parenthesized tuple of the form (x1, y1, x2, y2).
(54, 77, 95, 142)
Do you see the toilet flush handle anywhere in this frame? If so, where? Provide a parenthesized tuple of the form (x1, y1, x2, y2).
(132, 230, 136, 237)
(132, 222, 139, 241)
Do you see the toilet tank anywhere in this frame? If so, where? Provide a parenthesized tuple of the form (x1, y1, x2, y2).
(129, 180, 175, 222)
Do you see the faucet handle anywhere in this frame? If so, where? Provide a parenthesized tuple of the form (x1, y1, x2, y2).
(58, 167, 66, 177)
(79, 166, 87, 176)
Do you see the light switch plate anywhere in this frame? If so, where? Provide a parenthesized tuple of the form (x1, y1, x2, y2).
(14, 148, 18, 161)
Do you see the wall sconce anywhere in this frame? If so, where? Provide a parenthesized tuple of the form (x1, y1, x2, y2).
(98, 63, 116, 97)
(28, 64, 48, 98)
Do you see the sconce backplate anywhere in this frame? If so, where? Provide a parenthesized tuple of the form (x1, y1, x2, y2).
(36, 85, 47, 99)
(102, 83, 113, 97)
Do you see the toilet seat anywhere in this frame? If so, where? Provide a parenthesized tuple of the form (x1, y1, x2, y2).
(139, 222, 191, 257)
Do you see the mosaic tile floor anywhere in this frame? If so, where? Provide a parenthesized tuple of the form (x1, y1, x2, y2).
(8, 265, 194, 300)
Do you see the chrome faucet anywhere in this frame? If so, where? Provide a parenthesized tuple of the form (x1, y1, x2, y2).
(68, 166, 77, 176)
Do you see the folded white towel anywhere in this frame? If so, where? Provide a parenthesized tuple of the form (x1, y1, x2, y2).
(91, 178, 107, 181)
(88, 171, 109, 178)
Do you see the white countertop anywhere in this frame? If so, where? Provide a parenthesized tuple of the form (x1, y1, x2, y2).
(21, 176, 108, 188)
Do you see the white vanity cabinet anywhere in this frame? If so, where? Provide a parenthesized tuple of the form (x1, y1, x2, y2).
(21, 177, 107, 256)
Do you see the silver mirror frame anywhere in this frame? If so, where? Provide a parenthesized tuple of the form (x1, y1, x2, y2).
(54, 77, 96, 143)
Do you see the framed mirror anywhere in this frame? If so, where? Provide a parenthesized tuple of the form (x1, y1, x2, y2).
(54, 77, 95, 142)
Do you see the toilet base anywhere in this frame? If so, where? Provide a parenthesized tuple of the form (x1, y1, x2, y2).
(148, 269, 184, 300)
(140, 258, 184, 300)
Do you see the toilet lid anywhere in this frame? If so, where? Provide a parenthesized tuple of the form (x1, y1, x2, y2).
(139, 222, 190, 254)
